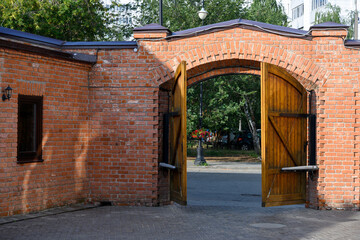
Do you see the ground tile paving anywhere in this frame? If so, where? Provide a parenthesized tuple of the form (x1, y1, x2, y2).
(1, 162, 360, 240)
(1, 204, 360, 240)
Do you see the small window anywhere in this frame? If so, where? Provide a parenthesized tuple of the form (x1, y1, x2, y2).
(312, 0, 327, 10)
(17, 95, 43, 163)
(292, 4, 304, 19)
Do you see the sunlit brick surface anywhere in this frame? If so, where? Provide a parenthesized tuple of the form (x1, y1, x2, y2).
(1, 24, 359, 216)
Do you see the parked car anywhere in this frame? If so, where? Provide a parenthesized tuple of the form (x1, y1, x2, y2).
(218, 132, 236, 146)
(231, 130, 261, 150)
(232, 131, 253, 150)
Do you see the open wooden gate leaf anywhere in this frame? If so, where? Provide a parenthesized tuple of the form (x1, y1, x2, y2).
(261, 62, 307, 207)
(169, 61, 187, 205)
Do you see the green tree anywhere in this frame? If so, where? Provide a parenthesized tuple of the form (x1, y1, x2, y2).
(0, 0, 126, 41)
(314, 3, 343, 24)
(187, 75, 261, 154)
(135, 0, 246, 32)
(245, 0, 288, 26)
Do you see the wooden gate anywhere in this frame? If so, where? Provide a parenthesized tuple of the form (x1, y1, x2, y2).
(261, 62, 307, 207)
(169, 61, 187, 205)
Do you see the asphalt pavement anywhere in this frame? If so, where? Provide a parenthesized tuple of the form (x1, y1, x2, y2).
(1, 161, 359, 240)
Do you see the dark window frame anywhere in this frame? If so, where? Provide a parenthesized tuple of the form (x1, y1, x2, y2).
(17, 95, 43, 164)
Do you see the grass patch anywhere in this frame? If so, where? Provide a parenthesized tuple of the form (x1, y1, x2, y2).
(187, 148, 258, 158)
(197, 162, 209, 166)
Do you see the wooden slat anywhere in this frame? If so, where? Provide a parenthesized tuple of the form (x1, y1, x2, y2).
(261, 62, 268, 205)
(268, 116, 300, 166)
(268, 193, 304, 202)
(267, 64, 304, 95)
(268, 111, 308, 118)
(263, 199, 306, 207)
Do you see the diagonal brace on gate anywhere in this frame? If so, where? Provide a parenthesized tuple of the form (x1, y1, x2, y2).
(268, 115, 300, 166)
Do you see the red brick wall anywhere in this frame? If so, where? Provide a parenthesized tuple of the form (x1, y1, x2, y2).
(87, 87, 159, 206)
(1, 24, 360, 215)
(85, 48, 160, 205)
(0, 48, 91, 216)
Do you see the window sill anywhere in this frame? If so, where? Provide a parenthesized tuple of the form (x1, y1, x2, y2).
(17, 159, 44, 164)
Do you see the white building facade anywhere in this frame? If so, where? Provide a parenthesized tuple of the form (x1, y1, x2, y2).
(102, 0, 137, 26)
(288, 0, 358, 30)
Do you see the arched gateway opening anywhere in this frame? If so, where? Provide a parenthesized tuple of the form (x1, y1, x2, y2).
(132, 19, 360, 211)
(158, 59, 313, 208)
(132, 20, 341, 209)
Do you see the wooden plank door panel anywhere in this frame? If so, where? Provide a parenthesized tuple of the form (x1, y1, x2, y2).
(261, 62, 307, 207)
(169, 61, 187, 205)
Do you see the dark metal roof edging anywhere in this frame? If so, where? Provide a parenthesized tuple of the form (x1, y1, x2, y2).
(0, 38, 97, 64)
(62, 41, 137, 49)
(0, 26, 138, 64)
(309, 22, 349, 30)
(168, 19, 310, 40)
(344, 40, 360, 48)
(0, 26, 138, 50)
(0, 27, 64, 48)
(133, 23, 171, 34)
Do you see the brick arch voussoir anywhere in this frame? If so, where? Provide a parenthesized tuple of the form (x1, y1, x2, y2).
(156, 42, 329, 91)
(188, 67, 260, 87)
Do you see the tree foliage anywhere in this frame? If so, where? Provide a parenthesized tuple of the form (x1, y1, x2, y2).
(244, 0, 288, 26)
(187, 75, 261, 153)
(314, 3, 342, 24)
(0, 0, 126, 41)
(135, 0, 247, 32)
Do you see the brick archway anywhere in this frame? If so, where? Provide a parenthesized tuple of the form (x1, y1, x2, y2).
(136, 22, 357, 210)
(154, 43, 328, 91)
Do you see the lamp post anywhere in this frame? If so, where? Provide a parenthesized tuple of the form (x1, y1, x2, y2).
(355, 0, 358, 39)
(159, 0, 163, 26)
(194, 2, 208, 166)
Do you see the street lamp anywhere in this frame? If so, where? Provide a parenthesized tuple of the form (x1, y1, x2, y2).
(194, 2, 208, 166)
(198, 7, 208, 25)
(197, 1, 208, 26)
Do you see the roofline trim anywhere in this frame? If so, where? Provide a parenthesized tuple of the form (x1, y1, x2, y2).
(166, 19, 311, 40)
(0, 38, 97, 64)
(0, 32, 62, 49)
(0, 26, 138, 50)
(344, 40, 360, 48)
(62, 41, 137, 49)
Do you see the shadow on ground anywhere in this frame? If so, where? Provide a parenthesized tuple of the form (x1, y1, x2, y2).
(1, 163, 360, 240)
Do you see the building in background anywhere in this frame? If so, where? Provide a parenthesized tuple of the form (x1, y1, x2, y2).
(289, 0, 358, 32)
(102, 0, 137, 26)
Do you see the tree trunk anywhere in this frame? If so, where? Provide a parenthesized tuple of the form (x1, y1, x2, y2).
(241, 95, 261, 155)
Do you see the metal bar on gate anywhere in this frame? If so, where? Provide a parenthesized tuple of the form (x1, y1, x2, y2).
(163, 113, 169, 163)
(159, 162, 176, 170)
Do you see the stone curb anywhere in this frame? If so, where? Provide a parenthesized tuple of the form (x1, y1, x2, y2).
(0, 203, 98, 225)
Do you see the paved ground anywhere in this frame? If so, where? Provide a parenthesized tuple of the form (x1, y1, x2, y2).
(1, 161, 360, 240)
